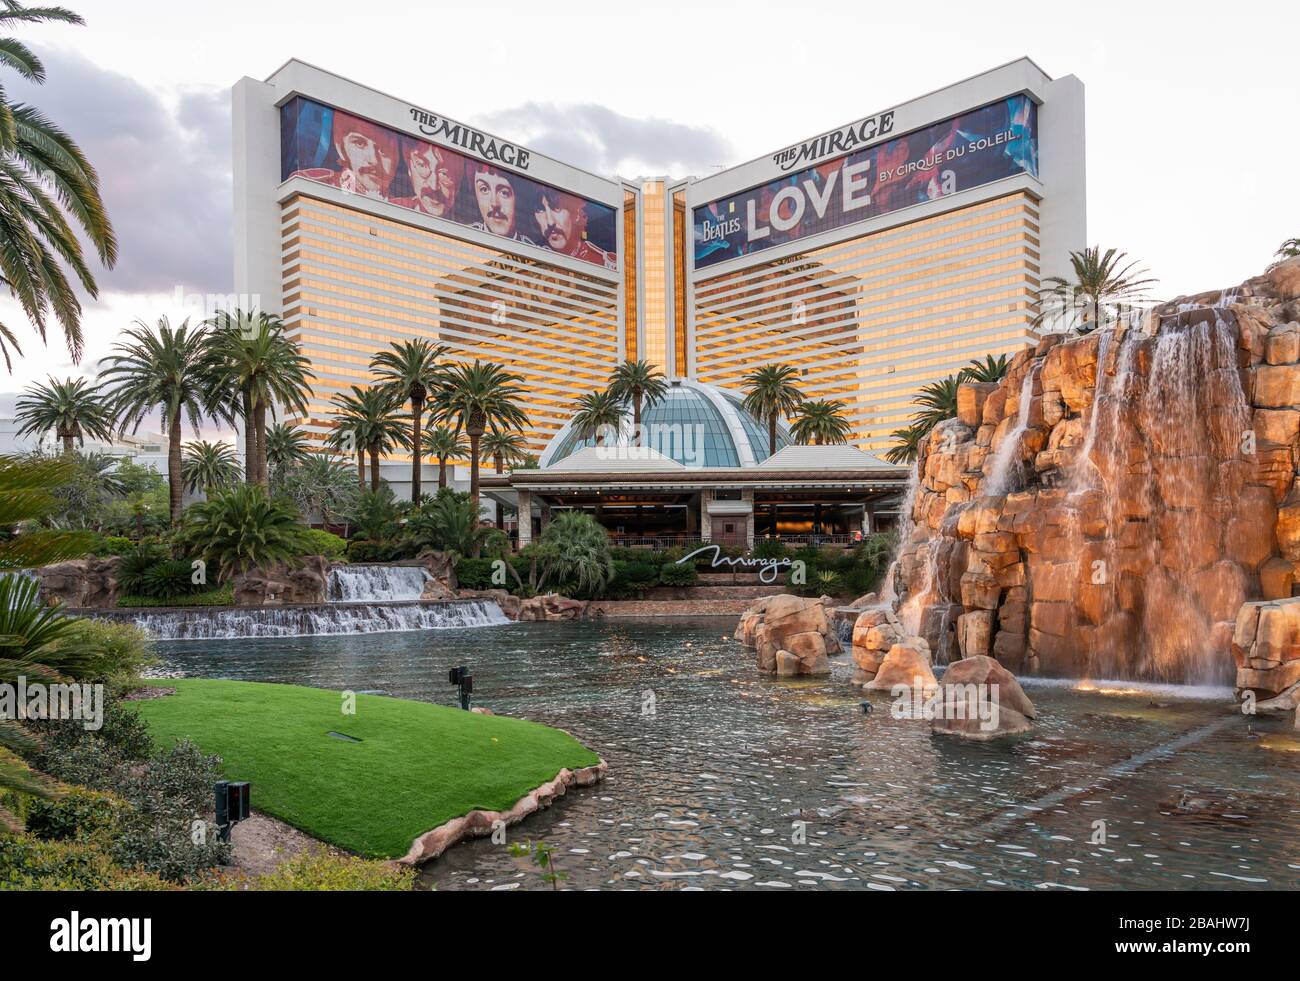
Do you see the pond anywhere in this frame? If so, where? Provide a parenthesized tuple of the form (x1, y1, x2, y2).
(154, 618, 1300, 891)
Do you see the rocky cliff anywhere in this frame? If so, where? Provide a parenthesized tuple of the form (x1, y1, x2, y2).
(890, 258, 1300, 690)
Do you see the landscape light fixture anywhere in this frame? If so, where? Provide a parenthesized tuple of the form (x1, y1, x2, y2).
(448, 665, 474, 710)
(214, 780, 251, 842)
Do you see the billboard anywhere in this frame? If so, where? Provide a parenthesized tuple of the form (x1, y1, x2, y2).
(280, 98, 618, 270)
(693, 95, 1038, 270)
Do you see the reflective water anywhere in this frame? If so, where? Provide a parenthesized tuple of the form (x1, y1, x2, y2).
(155, 619, 1300, 891)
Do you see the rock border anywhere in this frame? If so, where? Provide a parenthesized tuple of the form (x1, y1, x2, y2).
(397, 759, 608, 866)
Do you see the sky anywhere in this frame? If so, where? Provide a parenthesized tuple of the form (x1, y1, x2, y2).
(0, 0, 1295, 402)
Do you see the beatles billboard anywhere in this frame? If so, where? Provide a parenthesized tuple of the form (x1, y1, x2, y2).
(693, 95, 1038, 270)
(281, 97, 618, 270)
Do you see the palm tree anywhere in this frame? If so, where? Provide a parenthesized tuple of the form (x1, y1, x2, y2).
(423, 425, 467, 490)
(14, 376, 112, 454)
(0, 3, 117, 372)
(741, 363, 804, 457)
(1276, 238, 1300, 263)
(1034, 246, 1157, 334)
(281, 453, 357, 529)
(570, 388, 625, 446)
(909, 376, 961, 436)
(97, 317, 209, 525)
(432, 360, 528, 522)
(181, 440, 240, 496)
(370, 339, 445, 502)
(328, 385, 409, 492)
(790, 399, 852, 445)
(960, 353, 1010, 384)
(479, 428, 528, 475)
(608, 359, 668, 445)
(532, 510, 615, 596)
(265, 422, 311, 488)
(404, 489, 497, 578)
(204, 309, 312, 486)
(883, 424, 926, 465)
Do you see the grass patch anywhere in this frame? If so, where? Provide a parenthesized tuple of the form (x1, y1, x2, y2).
(117, 585, 234, 608)
(132, 679, 600, 859)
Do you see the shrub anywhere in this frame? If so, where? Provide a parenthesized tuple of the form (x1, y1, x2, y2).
(752, 538, 790, 561)
(176, 484, 311, 581)
(90, 535, 135, 557)
(298, 528, 348, 560)
(44, 619, 157, 685)
(0, 834, 174, 891)
(532, 511, 614, 597)
(117, 585, 233, 608)
(116, 542, 169, 594)
(345, 539, 393, 563)
(247, 851, 416, 891)
(658, 562, 699, 587)
(24, 787, 128, 846)
(139, 558, 200, 600)
(454, 557, 496, 590)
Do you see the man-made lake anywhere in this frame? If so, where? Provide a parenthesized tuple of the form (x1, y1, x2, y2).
(155, 618, 1300, 891)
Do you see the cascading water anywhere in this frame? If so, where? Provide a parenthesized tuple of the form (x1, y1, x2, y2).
(117, 598, 510, 641)
(328, 565, 431, 602)
(983, 363, 1040, 496)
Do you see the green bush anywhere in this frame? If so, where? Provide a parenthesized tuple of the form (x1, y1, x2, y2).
(658, 562, 698, 587)
(139, 559, 200, 600)
(0, 834, 174, 891)
(117, 585, 233, 608)
(752, 538, 790, 560)
(44, 619, 157, 684)
(345, 539, 396, 563)
(454, 557, 496, 590)
(298, 528, 348, 560)
(90, 535, 136, 557)
(116, 543, 169, 594)
(24, 788, 128, 847)
(245, 851, 416, 891)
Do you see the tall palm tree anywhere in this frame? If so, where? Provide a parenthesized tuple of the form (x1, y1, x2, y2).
(204, 309, 312, 486)
(790, 399, 852, 446)
(570, 388, 625, 446)
(180, 440, 240, 496)
(960, 353, 1010, 384)
(423, 425, 467, 490)
(265, 421, 311, 488)
(479, 429, 529, 474)
(1034, 246, 1157, 334)
(370, 338, 445, 502)
(98, 317, 209, 525)
(0, 3, 117, 372)
(14, 375, 112, 454)
(433, 360, 528, 521)
(909, 376, 961, 437)
(328, 385, 409, 492)
(741, 363, 804, 457)
(608, 359, 668, 446)
(883, 423, 927, 466)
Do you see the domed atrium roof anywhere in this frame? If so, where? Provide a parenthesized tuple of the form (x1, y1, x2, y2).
(539, 378, 791, 470)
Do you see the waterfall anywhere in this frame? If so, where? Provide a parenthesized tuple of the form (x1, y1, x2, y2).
(984, 364, 1039, 496)
(328, 565, 431, 602)
(118, 599, 510, 641)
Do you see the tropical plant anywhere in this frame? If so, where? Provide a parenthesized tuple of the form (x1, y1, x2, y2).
(960, 353, 1010, 384)
(180, 441, 240, 496)
(423, 425, 466, 490)
(328, 385, 409, 491)
(369, 339, 445, 502)
(432, 361, 528, 520)
(97, 316, 208, 524)
(279, 453, 357, 530)
(404, 488, 496, 565)
(0, 2, 117, 372)
(530, 510, 614, 596)
(174, 483, 309, 581)
(607, 359, 668, 445)
(569, 388, 624, 446)
(479, 429, 529, 474)
(1275, 238, 1300, 263)
(790, 399, 852, 446)
(883, 423, 926, 465)
(1033, 246, 1157, 334)
(909, 376, 961, 436)
(741, 363, 804, 457)
(346, 486, 400, 544)
(25, 449, 126, 530)
(265, 422, 312, 489)
(14, 376, 112, 454)
(203, 309, 312, 486)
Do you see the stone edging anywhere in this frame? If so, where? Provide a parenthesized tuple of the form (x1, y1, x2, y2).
(396, 759, 608, 866)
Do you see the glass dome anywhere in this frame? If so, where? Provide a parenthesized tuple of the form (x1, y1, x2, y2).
(540, 378, 791, 469)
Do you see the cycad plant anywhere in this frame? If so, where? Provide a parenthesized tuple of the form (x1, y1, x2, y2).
(0, 2, 117, 372)
(174, 483, 309, 581)
(14, 376, 113, 454)
(960, 353, 1010, 384)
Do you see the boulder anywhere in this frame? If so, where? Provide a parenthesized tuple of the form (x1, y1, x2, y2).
(35, 556, 122, 609)
(864, 638, 937, 693)
(1268, 258, 1300, 301)
(517, 594, 587, 622)
(775, 651, 800, 677)
(930, 655, 1036, 740)
(1234, 597, 1300, 697)
(233, 555, 329, 606)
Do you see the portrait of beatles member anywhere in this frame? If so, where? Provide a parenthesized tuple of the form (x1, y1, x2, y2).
(533, 188, 616, 269)
(394, 136, 464, 219)
(290, 109, 398, 200)
(468, 162, 537, 245)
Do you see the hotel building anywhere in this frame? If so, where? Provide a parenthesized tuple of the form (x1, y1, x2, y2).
(233, 57, 1084, 493)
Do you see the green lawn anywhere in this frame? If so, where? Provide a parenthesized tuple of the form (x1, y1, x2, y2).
(132, 679, 600, 859)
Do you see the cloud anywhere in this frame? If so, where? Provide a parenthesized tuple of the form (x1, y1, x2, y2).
(480, 102, 733, 180)
(6, 46, 232, 298)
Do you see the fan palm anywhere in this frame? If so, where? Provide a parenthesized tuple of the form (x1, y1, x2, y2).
(181, 440, 240, 496)
(741, 364, 804, 457)
(432, 360, 528, 521)
(569, 388, 624, 446)
(369, 338, 445, 502)
(608, 359, 668, 446)
(328, 385, 409, 491)
(532, 510, 615, 596)
(14, 375, 112, 454)
(790, 399, 852, 446)
(0, 3, 117, 373)
(265, 422, 311, 488)
(423, 425, 467, 490)
(1033, 246, 1157, 334)
(97, 317, 209, 525)
(203, 309, 312, 486)
(960, 353, 1010, 384)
